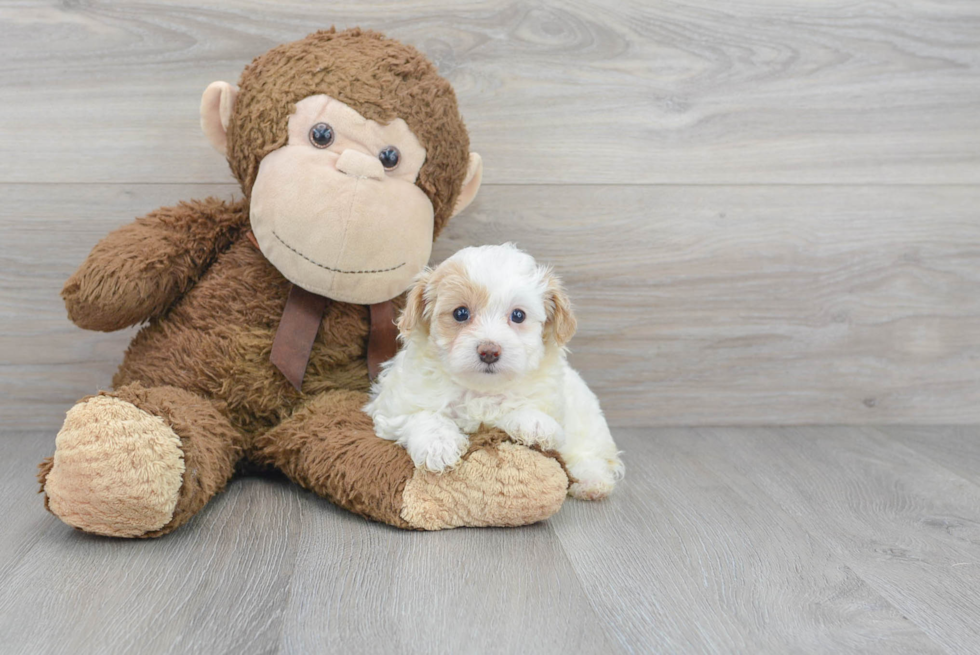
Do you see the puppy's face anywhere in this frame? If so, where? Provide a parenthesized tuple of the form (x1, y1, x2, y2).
(399, 245, 576, 390)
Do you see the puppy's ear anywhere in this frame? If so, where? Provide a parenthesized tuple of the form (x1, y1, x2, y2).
(544, 272, 577, 347)
(398, 269, 433, 337)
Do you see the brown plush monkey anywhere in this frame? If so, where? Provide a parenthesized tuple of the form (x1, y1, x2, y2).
(38, 29, 569, 537)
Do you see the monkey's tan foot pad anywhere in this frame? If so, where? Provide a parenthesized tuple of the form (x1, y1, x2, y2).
(42, 396, 185, 538)
(400, 441, 569, 530)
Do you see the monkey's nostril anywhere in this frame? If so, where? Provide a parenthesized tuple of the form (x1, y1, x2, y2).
(477, 343, 501, 365)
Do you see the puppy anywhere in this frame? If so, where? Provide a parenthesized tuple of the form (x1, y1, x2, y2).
(364, 243, 624, 500)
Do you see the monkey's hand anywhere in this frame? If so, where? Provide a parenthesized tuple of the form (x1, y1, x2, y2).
(62, 198, 247, 331)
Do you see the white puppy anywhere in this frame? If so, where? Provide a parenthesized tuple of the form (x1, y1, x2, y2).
(364, 243, 624, 500)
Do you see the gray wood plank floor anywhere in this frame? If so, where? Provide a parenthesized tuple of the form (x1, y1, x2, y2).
(3, 426, 980, 655)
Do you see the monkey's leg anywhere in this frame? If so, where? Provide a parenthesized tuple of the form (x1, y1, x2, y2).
(251, 389, 569, 530)
(38, 383, 245, 538)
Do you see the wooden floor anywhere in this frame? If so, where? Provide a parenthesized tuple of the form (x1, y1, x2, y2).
(1, 426, 979, 654)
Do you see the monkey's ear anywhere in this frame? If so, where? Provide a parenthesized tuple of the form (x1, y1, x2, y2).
(200, 81, 239, 156)
(544, 272, 577, 347)
(397, 269, 433, 337)
(450, 153, 483, 218)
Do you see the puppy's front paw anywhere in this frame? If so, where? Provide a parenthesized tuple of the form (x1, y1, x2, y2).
(498, 409, 565, 450)
(567, 455, 624, 501)
(405, 426, 469, 473)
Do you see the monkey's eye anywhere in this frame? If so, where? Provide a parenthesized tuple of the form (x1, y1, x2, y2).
(511, 309, 526, 324)
(453, 307, 470, 322)
(378, 146, 400, 170)
(309, 123, 334, 148)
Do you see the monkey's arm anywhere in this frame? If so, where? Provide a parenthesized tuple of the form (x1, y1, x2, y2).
(62, 197, 248, 331)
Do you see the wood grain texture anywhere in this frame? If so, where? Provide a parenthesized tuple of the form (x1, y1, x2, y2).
(687, 426, 980, 655)
(874, 425, 980, 486)
(9, 428, 980, 654)
(0, 437, 63, 584)
(278, 494, 614, 654)
(4, 183, 978, 430)
(0, 1, 978, 185)
(549, 429, 944, 653)
(0, 436, 303, 655)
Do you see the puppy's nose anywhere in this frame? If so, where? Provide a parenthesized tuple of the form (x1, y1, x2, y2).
(477, 342, 501, 364)
(336, 149, 385, 181)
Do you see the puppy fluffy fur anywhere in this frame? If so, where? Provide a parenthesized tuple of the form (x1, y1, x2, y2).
(364, 244, 624, 500)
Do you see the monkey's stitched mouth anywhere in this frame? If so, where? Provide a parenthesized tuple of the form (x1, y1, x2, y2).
(272, 230, 405, 275)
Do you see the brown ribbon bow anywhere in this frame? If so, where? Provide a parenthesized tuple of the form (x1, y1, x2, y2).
(246, 230, 398, 391)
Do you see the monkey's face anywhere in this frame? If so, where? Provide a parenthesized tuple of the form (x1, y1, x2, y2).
(248, 95, 434, 304)
(201, 34, 483, 304)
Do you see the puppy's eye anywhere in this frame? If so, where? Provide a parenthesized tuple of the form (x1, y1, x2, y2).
(309, 123, 334, 148)
(453, 307, 470, 322)
(378, 146, 400, 170)
(511, 309, 526, 324)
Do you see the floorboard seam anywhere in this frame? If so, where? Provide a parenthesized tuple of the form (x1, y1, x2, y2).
(545, 520, 631, 655)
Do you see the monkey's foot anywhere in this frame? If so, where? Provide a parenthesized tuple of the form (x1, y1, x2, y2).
(400, 433, 569, 530)
(40, 395, 185, 538)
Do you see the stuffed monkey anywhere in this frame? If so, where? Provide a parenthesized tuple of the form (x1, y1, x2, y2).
(38, 29, 569, 537)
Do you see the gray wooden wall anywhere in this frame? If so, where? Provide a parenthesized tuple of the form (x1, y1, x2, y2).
(2, 1, 978, 431)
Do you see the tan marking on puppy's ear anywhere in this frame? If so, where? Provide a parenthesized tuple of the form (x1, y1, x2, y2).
(201, 81, 239, 156)
(398, 269, 433, 337)
(450, 153, 483, 218)
(544, 273, 577, 347)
